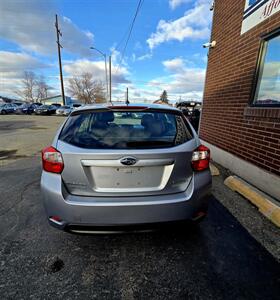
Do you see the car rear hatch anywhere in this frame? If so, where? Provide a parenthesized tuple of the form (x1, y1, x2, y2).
(56, 106, 197, 198)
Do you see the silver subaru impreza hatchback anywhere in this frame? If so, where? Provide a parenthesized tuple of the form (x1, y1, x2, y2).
(41, 103, 211, 233)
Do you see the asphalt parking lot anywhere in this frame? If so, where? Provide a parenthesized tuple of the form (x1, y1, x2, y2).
(0, 115, 280, 299)
(0, 115, 65, 166)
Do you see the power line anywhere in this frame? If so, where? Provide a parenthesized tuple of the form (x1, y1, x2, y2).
(114, 0, 144, 74)
(115, 0, 144, 52)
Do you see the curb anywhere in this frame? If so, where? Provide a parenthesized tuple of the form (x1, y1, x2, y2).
(224, 175, 280, 228)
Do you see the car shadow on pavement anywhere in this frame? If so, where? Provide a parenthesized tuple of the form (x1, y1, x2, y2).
(59, 197, 280, 300)
(0, 120, 35, 131)
(1, 182, 280, 300)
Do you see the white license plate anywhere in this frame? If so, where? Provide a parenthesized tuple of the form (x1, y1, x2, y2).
(117, 167, 142, 174)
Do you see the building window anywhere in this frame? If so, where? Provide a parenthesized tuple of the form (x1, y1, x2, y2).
(253, 29, 280, 107)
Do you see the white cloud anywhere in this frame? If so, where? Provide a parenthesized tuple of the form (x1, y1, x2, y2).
(169, 0, 192, 10)
(131, 53, 137, 62)
(111, 56, 206, 102)
(142, 57, 206, 101)
(63, 58, 130, 85)
(0, 78, 22, 99)
(165, 67, 205, 93)
(147, 0, 211, 49)
(0, 0, 94, 56)
(134, 41, 143, 50)
(131, 52, 152, 62)
(137, 53, 153, 61)
(0, 51, 51, 98)
(162, 57, 185, 72)
(0, 51, 49, 76)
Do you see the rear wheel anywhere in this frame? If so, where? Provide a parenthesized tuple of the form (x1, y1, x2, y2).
(1, 110, 7, 115)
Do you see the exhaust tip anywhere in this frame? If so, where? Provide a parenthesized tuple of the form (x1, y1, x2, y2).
(191, 211, 207, 221)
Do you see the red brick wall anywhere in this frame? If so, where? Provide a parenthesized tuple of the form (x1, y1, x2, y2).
(199, 0, 280, 177)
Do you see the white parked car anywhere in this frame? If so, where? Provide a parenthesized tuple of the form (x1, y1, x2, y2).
(56, 106, 73, 116)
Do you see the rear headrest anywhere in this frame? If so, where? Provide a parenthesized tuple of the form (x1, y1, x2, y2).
(96, 111, 114, 122)
(150, 120, 165, 136)
(141, 114, 154, 127)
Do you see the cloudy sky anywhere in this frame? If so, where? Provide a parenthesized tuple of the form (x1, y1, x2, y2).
(0, 0, 213, 103)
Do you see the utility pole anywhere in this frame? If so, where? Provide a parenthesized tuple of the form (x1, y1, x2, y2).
(55, 14, 66, 106)
(109, 55, 112, 103)
(126, 87, 129, 105)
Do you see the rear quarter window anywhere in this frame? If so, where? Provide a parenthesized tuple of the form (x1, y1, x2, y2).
(59, 110, 193, 149)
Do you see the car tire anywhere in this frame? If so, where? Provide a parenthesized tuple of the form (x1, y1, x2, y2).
(1, 110, 7, 115)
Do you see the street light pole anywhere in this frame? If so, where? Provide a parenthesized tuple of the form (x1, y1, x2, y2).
(104, 54, 108, 102)
(90, 47, 109, 102)
(109, 55, 112, 103)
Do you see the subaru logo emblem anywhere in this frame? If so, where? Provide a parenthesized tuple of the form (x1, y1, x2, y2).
(120, 157, 137, 166)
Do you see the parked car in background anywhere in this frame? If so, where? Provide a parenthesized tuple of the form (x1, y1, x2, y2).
(34, 105, 57, 115)
(188, 109, 201, 132)
(0, 103, 17, 114)
(72, 104, 82, 108)
(41, 103, 212, 233)
(176, 102, 201, 132)
(181, 108, 190, 118)
(15, 103, 40, 114)
(56, 105, 73, 116)
(11, 103, 19, 112)
(51, 103, 61, 108)
(13, 102, 24, 106)
(33, 102, 43, 107)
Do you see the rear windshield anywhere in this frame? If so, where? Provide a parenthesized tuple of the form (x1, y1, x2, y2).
(59, 110, 193, 149)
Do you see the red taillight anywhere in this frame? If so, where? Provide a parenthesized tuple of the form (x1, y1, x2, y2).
(191, 145, 210, 171)
(50, 216, 62, 222)
(41, 146, 64, 174)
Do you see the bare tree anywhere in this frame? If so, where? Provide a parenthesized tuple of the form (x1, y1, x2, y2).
(18, 72, 51, 102)
(36, 75, 50, 101)
(20, 71, 38, 102)
(68, 73, 106, 104)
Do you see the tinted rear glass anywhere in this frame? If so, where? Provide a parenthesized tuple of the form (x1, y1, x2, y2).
(59, 110, 193, 149)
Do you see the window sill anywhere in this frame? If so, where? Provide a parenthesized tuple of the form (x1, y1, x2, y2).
(244, 107, 280, 119)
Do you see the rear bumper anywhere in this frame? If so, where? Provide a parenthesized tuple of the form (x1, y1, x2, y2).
(41, 170, 212, 231)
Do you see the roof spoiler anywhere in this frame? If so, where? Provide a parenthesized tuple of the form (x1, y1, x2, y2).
(107, 106, 148, 110)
